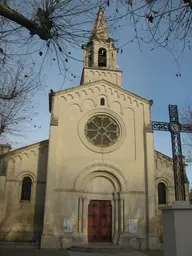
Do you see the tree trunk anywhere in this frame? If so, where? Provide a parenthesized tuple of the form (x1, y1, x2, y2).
(0, 4, 51, 40)
(0, 4, 37, 32)
(0, 93, 15, 100)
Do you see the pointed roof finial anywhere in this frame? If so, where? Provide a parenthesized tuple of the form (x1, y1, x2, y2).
(90, 7, 110, 41)
(98, 4, 104, 12)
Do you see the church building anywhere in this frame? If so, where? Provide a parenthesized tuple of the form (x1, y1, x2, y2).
(0, 8, 189, 250)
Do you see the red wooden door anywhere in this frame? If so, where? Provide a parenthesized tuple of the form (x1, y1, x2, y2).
(88, 200, 112, 243)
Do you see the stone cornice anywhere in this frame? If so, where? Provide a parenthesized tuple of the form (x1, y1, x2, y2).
(52, 79, 150, 105)
(0, 140, 48, 158)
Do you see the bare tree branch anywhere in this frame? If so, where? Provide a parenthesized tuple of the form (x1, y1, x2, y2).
(0, 56, 40, 141)
(0, 3, 53, 40)
(1, 0, 192, 144)
(0, 0, 110, 83)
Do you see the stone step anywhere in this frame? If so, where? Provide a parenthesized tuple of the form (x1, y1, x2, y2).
(0, 241, 39, 248)
(69, 244, 135, 253)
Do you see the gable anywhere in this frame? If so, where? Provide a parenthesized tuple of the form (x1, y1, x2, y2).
(52, 79, 149, 103)
(0, 140, 49, 178)
(155, 150, 173, 169)
(0, 140, 48, 159)
(50, 80, 151, 122)
(154, 150, 189, 184)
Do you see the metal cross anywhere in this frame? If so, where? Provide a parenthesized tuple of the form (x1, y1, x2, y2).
(152, 105, 192, 201)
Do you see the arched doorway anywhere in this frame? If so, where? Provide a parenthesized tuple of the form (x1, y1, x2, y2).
(74, 165, 126, 244)
(88, 200, 112, 243)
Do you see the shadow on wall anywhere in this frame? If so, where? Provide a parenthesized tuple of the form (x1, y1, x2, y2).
(33, 142, 48, 242)
(0, 141, 48, 242)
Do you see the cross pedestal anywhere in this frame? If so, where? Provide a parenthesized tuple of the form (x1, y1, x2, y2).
(162, 201, 192, 256)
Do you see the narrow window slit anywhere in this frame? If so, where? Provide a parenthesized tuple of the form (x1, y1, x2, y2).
(100, 98, 105, 106)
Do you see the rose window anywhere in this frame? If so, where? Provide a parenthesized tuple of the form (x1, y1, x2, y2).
(84, 115, 120, 147)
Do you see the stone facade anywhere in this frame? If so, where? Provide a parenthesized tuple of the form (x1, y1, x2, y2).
(0, 142, 188, 247)
(154, 151, 189, 244)
(0, 7, 189, 250)
(0, 141, 48, 241)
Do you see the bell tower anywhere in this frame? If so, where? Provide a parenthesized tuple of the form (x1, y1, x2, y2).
(80, 7, 122, 87)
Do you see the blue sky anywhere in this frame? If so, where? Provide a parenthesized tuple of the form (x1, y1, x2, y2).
(11, 6, 192, 186)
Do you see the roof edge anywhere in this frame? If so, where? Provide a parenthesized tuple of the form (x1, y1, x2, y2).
(0, 139, 49, 158)
(51, 79, 150, 104)
(155, 150, 172, 162)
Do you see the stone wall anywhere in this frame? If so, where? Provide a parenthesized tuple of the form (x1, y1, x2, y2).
(0, 140, 48, 242)
(41, 81, 158, 250)
(154, 151, 189, 243)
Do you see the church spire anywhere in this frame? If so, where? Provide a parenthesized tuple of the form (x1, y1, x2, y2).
(80, 7, 122, 87)
(90, 6, 110, 41)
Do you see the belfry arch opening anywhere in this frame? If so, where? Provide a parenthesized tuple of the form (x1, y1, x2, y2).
(88, 49, 92, 67)
(98, 48, 107, 67)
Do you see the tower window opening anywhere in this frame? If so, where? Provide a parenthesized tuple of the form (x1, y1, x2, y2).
(98, 48, 107, 67)
(88, 49, 92, 67)
(100, 98, 105, 106)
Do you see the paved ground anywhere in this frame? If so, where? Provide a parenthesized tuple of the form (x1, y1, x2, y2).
(69, 251, 163, 256)
(0, 248, 164, 256)
(141, 251, 163, 256)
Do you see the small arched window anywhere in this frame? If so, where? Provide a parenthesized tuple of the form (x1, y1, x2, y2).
(21, 177, 32, 201)
(98, 48, 107, 67)
(100, 98, 105, 106)
(158, 182, 167, 205)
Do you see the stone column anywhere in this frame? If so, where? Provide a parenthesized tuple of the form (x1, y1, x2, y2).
(111, 199, 115, 240)
(120, 197, 124, 233)
(76, 196, 89, 244)
(82, 197, 89, 243)
(162, 201, 192, 256)
(78, 197, 83, 233)
(115, 193, 119, 234)
(118, 196, 125, 246)
(112, 193, 119, 244)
